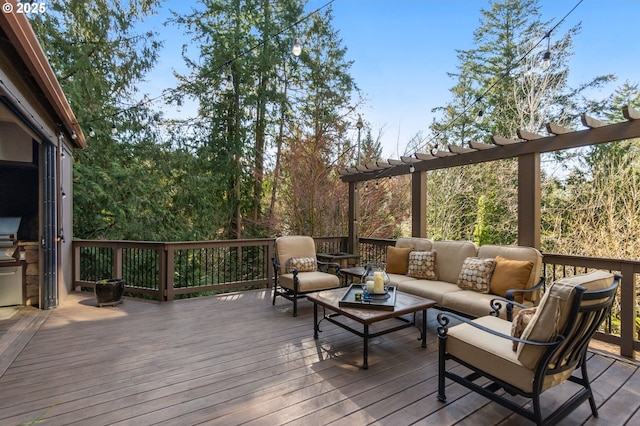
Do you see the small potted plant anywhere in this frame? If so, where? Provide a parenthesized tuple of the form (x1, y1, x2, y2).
(95, 278, 125, 307)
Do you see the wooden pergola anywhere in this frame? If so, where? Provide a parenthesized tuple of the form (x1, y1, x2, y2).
(340, 106, 640, 255)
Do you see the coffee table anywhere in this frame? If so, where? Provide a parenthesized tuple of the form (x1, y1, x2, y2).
(307, 287, 436, 369)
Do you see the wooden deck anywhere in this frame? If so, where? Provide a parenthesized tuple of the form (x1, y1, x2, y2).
(0, 290, 638, 425)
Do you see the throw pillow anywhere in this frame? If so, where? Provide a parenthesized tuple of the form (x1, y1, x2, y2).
(510, 307, 537, 351)
(289, 257, 317, 272)
(457, 257, 496, 293)
(407, 250, 437, 280)
(490, 255, 534, 303)
(386, 246, 414, 274)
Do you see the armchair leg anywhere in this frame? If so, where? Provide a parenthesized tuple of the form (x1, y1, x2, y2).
(293, 295, 298, 317)
(581, 360, 599, 417)
(437, 334, 447, 402)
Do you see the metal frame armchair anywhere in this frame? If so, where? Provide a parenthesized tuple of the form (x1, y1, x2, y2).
(437, 270, 620, 425)
(272, 236, 340, 317)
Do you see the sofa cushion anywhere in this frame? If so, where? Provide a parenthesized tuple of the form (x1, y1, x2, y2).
(403, 280, 460, 305)
(477, 245, 542, 302)
(386, 273, 416, 287)
(490, 255, 534, 303)
(441, 290, 533, 319)
(517, 270, 614, 369)
(457, 257, 496, 293)
(386, 246, 413, 274)
(431, 240, 478, 284)
(407, 250, 437, 280)
(289, 257, 317, 272)
(396, 237, 432, 251)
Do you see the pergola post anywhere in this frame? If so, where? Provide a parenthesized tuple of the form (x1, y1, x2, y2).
(518, 153, 541, 248)
(411, 170, 427, 238)
(348, 181, 359, 255)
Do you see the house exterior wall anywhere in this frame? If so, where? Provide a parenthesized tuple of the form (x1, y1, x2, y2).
(0, 10, 85, 309)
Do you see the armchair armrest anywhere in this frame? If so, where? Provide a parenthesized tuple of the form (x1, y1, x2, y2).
(271, 258, 297, 280)
(504, 276, 545, 301)
(495, 277, 545, 321)
(489, 296, 531, 320)
(436, 311, 558, 348)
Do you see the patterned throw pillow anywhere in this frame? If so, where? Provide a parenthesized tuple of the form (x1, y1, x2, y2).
(289, 257, 317, 272)
(407, 250, 437, 280)
(457, 257, 496, 293)
(510, 307, 537, 351)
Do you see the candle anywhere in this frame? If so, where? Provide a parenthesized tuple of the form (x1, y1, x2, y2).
(366, 280, 374, 293)
(373, 271, 384, 293)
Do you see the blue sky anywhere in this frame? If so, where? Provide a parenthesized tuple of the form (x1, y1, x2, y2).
(142, 0, 640, 159)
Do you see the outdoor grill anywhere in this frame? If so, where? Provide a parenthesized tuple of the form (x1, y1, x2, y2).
(0, 217, 21, 262)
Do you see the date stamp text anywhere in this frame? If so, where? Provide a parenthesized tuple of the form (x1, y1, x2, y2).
(3, 2, 48, 14)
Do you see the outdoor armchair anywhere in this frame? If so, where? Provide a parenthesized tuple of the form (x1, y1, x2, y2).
(272, 236, 341, 317)
(437, 270, 620, 425)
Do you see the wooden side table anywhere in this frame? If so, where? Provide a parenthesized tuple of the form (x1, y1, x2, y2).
(339, 266, 366, 287)
(316, 252, 360, 269)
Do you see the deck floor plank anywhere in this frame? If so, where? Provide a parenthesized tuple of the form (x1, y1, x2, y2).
(0, 290, 637, 426)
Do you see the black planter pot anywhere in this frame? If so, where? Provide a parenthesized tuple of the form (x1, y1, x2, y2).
(95, 279, 125, 307)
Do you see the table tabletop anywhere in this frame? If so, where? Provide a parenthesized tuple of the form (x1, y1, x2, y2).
(307, 287, 436, 325)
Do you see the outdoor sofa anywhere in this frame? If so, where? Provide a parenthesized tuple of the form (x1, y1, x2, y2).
(382, 237, 543, 320)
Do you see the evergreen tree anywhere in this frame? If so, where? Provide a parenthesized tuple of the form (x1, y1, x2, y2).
(426, 0, 613, 245)
(30, 0, 166, 240)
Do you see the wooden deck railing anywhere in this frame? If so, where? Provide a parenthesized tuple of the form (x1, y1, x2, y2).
(73, 236, 638, 358)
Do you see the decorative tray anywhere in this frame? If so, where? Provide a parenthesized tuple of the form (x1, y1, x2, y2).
(338, 284, 397, 311)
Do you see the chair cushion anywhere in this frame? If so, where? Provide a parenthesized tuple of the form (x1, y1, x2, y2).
(407, 250, 437, 279)
(431, 240, 478, 284)
(457, 257, 496, 293)
(489, 255, 534, 303)
(446, 315, 574, 393)
(290, 257, 317, 272)
(279, 271, 340, 293)
(386, 246, 413, 274)
(517, 270, 614, 369)
(275, 236, 317, 272)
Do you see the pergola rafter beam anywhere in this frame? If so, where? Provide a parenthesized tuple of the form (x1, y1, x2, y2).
(341, 115, 640, 182)
(582, 113, 607, 128)
(448, 145, 475, 154)
(623, 105, 640, 120)
(492, 136, 522, 146)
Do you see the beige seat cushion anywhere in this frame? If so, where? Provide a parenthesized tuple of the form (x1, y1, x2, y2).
(279, 271, 340, 293)
(400, 280, 460, 305)
(387, 273, 417, 286)
(517, 270, 614, 369)
(431, 240, 478, 284)
(447, 316, 575, 394)
(442, 290, 533, 319)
